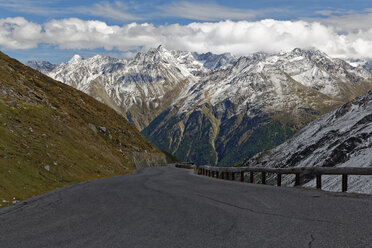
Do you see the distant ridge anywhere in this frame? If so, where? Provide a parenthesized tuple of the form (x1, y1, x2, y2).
(26, 61, 57, 74)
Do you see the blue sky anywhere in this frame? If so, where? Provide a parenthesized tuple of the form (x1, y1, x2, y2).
(1, 0, 371, 24)
(1, 0, 372, 63)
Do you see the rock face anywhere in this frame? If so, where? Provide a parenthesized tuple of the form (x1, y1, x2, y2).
(244, 91, 372, 194)
(365, 61, 372, 71)
(26, 61, 57, 74)
(46, 47, 204, 131)
(0, 51, 166, 208)
(192, 52, 237, 69)
(33, 47, 372, 166)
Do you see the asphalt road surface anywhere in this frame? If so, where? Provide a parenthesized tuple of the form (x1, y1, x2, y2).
(1, 165, 372, 248)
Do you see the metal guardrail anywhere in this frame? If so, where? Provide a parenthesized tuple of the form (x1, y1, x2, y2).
(174, 162, 196, 169)
(196, 165, 372, 192)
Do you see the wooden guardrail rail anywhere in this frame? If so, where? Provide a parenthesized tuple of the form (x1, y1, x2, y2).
(196, 165, 372, 192)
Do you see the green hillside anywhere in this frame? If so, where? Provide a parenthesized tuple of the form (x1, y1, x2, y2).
(0, 51, 166, 208)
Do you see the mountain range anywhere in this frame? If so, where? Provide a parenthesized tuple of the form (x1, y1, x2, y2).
(244, 90, 372, 194)
(0, 51, 166, 208)
(27, 46, 372, 166)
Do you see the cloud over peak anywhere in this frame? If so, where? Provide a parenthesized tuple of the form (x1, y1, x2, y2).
(1, 17, 372, 59)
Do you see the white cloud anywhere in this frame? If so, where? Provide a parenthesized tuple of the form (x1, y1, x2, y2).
(1, 17, 372, 59)
(0, 0, 64, 16)
(0, 0, 279, 22)
(0, 0, 142, 22)
(313, 9, 372, 32)
(314, 9, 355, 17)
(81, 1, 142, 22)
(161, 1, 260, 21)
(0, 17, 42, 49)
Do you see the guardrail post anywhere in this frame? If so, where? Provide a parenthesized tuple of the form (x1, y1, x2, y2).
(240, 171, 244, 182)
(250, 171, 254, 183)
(295, 173, 301, 186)
(342, 174, 348, 192)
(277, 173, 282, 186)
(261, 172, 266, 184)
(216, 171, 219, 178)
(316, 174, 322, 189)
(231, 172, 235, 181)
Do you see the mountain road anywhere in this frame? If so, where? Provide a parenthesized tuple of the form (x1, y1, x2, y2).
(1, 165, 372, 247)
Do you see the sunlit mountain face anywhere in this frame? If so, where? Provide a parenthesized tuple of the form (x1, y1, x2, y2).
(30, 46, 372, 166)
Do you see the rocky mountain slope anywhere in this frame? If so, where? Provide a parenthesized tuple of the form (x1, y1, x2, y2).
(32, 47, 372, 166)
(244, 90, 372, 194)
(0, 51, 166, 208)
(26, 61, 57, 74)
(365, 61, 372, 71)
(346, 59, 372, 71)
(45, 47, 199, 130)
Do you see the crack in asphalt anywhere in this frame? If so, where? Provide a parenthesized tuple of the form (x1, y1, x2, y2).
(194, 193, 347, 225)
(308, 234, 315, 248)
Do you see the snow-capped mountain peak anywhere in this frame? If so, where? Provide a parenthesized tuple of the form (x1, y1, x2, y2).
(70, 54, 83, 63)
(30, 47, 372, 166)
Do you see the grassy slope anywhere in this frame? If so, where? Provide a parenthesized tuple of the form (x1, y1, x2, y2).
(0, 51, 165, 208)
